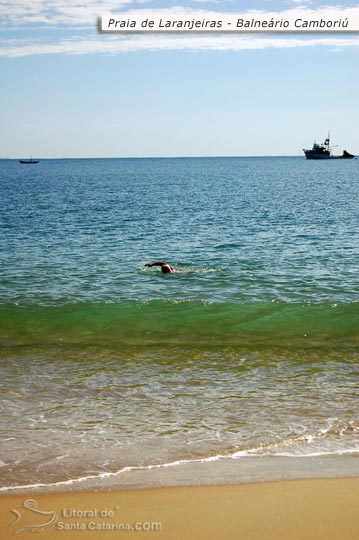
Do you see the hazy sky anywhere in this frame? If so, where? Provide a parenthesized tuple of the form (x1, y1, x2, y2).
(0, 0, 358, 157)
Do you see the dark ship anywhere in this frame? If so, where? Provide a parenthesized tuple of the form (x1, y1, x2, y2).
(303, 135, 354, 160)
(19, 156, 40, 164)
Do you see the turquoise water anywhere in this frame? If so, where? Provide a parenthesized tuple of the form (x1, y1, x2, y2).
(0, 156, 358, 489)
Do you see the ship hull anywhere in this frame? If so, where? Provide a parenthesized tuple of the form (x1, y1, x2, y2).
(304, 150, 355, 160)
(304, 151, 331, 160)
(19, 160, 40, 164)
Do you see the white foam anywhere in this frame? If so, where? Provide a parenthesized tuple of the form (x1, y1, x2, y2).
(2, 443, 359, 494)
(0, 455, 226, 493)
(2, 419, 359, 493)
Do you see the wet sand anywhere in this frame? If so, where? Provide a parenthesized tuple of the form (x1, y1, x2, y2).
(1, 478, 359, 540)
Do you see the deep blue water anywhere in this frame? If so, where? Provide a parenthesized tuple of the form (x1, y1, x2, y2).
(0, 156, 358, 306)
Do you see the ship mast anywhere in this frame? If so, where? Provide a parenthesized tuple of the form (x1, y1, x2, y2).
(324, 132, 330, 150)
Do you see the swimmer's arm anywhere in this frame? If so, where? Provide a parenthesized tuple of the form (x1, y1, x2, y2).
(145, 261, 168, 267)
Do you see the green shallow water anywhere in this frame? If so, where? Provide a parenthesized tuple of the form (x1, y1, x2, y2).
(1, 300, 359, 348)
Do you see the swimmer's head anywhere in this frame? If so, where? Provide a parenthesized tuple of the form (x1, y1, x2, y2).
(161, 264, 172, 274)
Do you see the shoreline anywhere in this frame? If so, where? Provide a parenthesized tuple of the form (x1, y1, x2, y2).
(1, 478, 359, 540)
(1, 454, 359, 495)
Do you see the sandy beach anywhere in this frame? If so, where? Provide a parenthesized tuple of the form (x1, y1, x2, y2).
(1, 478, 359, 540)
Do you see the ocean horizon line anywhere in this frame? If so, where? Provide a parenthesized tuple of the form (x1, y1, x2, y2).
(1, 154, 306, 160)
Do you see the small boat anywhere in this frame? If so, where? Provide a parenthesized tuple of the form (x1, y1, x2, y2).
(303, 135, 355, 160)
(19, 156, 40, 164)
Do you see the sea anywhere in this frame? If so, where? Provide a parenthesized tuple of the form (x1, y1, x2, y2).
(0, 156, 358, 492)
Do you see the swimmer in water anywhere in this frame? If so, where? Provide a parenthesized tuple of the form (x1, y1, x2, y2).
(145, 261, 182, 274)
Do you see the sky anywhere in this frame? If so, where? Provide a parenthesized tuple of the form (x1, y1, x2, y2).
(0, 0, 358, 157)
